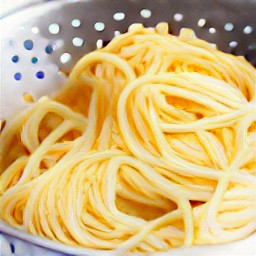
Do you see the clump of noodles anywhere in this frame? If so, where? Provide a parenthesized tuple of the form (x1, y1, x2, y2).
(0, 23, 255, 254)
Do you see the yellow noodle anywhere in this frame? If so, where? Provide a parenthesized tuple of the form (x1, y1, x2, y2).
(0, 23, 255, 254)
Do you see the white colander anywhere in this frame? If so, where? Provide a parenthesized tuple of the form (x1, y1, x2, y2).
(0, 0, 255, 255)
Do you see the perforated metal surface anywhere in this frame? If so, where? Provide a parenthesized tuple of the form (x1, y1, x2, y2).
(0, 0, 256, 255)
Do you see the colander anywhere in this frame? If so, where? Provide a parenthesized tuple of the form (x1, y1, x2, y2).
(0, 0, 255, 255)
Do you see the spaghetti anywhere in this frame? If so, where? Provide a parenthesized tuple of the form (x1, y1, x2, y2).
(0, 23, 255, 254)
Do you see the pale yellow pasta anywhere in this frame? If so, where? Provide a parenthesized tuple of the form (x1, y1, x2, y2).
(0, 23, 255, 254)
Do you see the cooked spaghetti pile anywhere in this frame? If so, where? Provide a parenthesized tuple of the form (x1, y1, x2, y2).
(0, 23, 255, 254)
